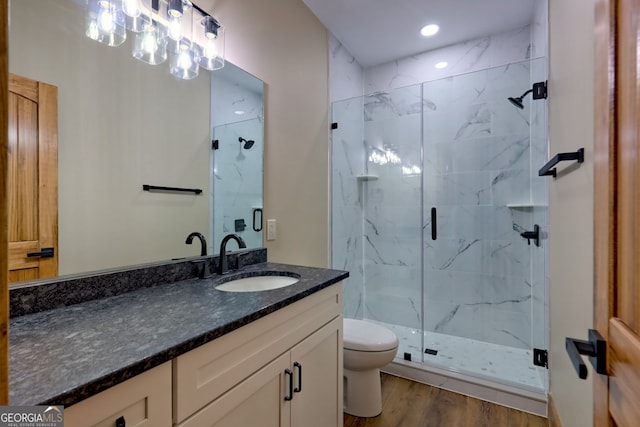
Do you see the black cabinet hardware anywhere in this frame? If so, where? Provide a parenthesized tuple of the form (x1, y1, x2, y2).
(284, 369, 294, 401)
(27, 247, 54, 258)
(116, 416, 126, 427)
(142, 185, 202, 195)
(431, 207, 437, 240)
(566, 329, 607, 379)
(539, 148, 584, 177)
(293, 362, 302, 393)
(253, 208, 263, 232)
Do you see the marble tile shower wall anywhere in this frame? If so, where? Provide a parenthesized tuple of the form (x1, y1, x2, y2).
(330, 19, 548, 351)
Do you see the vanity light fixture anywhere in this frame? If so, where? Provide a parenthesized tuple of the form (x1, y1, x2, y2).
(420, 24, 439, 37)
(85, 0, 225, 79)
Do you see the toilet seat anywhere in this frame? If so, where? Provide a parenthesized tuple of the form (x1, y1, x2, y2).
(343, 319, 399, 352)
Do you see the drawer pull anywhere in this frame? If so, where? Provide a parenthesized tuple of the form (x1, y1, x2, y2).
(284, 369, 294, 401)
(293, 362, 302, 393)
(116, 416, 126, 427)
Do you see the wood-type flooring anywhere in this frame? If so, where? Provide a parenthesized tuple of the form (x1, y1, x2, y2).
(343, 373, 548, 427)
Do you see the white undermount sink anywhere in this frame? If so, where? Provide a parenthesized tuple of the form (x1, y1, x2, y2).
(215, 274, 300, 292)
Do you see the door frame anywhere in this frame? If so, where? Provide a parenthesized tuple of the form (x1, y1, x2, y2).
(593, 0, 614, 424)
(0, 0, 9, 406)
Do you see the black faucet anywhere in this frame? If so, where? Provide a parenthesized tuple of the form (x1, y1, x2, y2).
(218, 234, 247, 275)
(186, 232, 207, 256)
(520, 224, 540, 247)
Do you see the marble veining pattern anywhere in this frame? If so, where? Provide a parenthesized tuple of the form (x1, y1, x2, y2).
(10, 260, 348, 406)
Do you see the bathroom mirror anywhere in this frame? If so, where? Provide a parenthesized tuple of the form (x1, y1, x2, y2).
(8, 0, 264, 282)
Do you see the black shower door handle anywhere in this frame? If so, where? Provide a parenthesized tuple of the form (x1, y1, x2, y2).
(431, 207, 437, 240)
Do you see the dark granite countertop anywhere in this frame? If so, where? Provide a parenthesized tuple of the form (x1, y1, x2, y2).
(9, 262, 348, 407)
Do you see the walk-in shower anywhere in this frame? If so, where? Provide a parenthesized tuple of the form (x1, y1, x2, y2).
(331, 57, 549, 399)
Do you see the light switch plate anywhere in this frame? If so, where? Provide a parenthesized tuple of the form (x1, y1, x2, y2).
(267, 219, 277, 241)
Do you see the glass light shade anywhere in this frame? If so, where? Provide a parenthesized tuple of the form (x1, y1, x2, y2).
(133, 22, 167, 65)
(170, 41, 200, 80)
(166, 0, 192, 53)
(122, 0, 152, 32)
(86, 0, 127, 47)
(198, 18, 224, 70)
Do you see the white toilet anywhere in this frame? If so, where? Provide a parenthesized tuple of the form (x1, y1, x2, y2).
(343, 318, 399, 417)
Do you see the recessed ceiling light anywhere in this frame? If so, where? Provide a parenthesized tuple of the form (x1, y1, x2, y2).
(435, 61, 448, 69)
(420, 24, 439, 37)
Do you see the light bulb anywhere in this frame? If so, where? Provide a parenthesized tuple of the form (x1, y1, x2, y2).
(133, 22, 167, 65)
(87, 20, 100, 40)
(168, 16, 182, 41)
(142, 27, 157, 54)
(98, 4, 115, 32)
(177, 47, 192, 70)
(123, 0, 141, 17)
(202, 39, 217, 59)
(170, 41, 199, 79)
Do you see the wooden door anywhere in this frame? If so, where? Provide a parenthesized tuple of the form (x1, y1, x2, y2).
(7, 73, 58, 284)
(594, 0, 640, 425)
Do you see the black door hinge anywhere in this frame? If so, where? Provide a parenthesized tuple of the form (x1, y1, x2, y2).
(212, 139, 219, 150)
(331, 122, 338, 130)
(533, 348, 548, 368)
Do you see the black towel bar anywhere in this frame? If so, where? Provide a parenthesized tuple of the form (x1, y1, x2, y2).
(142, 185, 202, 195)
(538, 148, 584, 177)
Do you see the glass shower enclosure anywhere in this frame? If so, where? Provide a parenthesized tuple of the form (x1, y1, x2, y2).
(331, 58, 549, 394)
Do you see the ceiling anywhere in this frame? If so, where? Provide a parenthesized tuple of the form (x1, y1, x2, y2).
(301, 0, 537, 67)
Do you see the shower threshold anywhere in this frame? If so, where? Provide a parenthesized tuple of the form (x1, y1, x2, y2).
(373, 321, 546, 389)
(374, 322, 548, 415)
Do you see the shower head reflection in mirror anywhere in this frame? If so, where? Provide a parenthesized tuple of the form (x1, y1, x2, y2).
(239, 137, 255, 150)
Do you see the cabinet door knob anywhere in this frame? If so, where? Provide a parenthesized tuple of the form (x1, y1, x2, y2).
(293, 362, 302, 393)
(116, 416, 126, 427)
(284, 369, 294, 401)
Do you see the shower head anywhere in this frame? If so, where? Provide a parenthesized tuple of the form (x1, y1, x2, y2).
(508, 89, 532, 110)
(507, 81, 548, 110)
(508, 96, 525, 109)
(238, 137, 255, 150)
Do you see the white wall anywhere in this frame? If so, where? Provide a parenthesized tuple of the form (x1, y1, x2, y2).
(200, 0, 329, 267)
(548, 0, 595, 425)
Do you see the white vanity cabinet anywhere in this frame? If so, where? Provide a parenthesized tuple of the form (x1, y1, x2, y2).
(174, 284, 343, 427)
(61, 283, 343, 427)
(64, 362, 172, 427)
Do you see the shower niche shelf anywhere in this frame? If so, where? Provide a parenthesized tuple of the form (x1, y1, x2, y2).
(356, 175, 379, 182)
